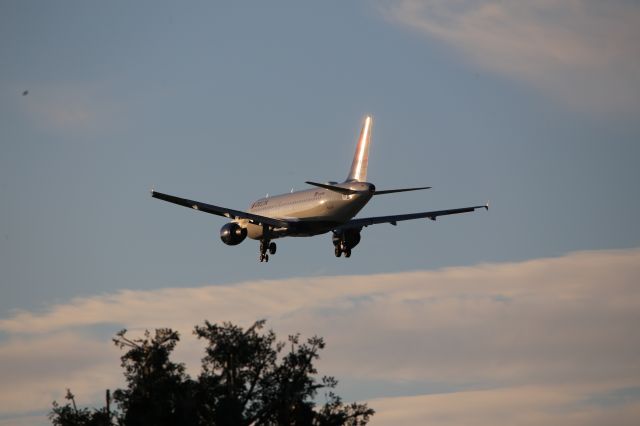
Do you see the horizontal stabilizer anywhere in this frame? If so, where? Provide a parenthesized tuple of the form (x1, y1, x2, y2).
(305, 181, 358, 195)
(374, 186, 431, 195)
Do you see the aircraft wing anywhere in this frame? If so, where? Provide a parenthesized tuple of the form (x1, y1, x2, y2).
(336, 204, 488, 230)
(151, 190, 290, 229)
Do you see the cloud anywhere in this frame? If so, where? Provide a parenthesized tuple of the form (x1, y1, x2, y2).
(1, 248, 639, 424)
(370, 386, 640, 426)
(0, 332, 119, 415)
(379, 0, 640, 115)
(17, 83, 118, 133)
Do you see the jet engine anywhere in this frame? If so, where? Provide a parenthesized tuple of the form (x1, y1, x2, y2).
(332, 228, 361, 250)
(220, 222, 247, 246)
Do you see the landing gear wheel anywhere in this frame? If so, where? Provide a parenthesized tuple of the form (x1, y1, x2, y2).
(334, 247, 342, 257)
(259, 238, 272, 263)
(344, 249, 351, 258)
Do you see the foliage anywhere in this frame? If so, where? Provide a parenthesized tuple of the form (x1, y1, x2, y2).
(49, 389, 112, 426)
(112, 328, 197, 425)
(49, 320, 374, 426)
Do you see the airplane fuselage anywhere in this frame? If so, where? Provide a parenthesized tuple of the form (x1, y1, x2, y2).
(244, 181, 374, 239)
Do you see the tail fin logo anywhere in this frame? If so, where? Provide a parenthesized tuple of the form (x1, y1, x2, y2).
(347, 115, 373, 182)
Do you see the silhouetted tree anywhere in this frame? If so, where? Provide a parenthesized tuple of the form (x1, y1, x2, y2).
(193, 320, 280, 425)
(49, 320, 373, 426)
(111, 328, 198, 426)
(49, 389, 112, 426)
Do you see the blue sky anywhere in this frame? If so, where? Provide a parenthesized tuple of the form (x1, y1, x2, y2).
(1, 1, 639, 424)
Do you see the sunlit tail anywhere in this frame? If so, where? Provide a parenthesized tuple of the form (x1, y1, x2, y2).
(346, 115, 373, 182)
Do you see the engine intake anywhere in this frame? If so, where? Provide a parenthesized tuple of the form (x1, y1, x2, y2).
(220, 222, 247, 246)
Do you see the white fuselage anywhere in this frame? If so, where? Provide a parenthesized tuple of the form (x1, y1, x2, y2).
(243, 182, 374, 239)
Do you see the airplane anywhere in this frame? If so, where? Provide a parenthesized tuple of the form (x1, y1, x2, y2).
(151, 116, 487, 262)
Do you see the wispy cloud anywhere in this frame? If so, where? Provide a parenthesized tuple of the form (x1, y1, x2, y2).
(379, 0, 640, 115)
(16, 82, 118, 134)
(1, 248, 639, 424)
(371, 386, 640, 426)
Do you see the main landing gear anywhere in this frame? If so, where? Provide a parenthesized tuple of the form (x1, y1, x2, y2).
(332, 229, 360, 259)
(259, 240, 277, 262)
(334, 244, 351, 258)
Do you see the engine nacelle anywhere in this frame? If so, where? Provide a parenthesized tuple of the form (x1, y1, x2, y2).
(332, 228, 361, 249)
(220, 222, 247, 246)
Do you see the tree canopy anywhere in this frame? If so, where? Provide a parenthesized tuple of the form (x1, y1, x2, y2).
(49, 320, 374, 426)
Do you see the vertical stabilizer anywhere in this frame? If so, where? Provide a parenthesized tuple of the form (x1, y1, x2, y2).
(346, 115, 373, 182)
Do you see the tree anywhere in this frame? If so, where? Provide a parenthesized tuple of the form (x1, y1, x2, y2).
(193, 320, 280, 425)
(49, 389, 112, 426)
(49, 320, 374, 426)
(112, 328, 198, 426)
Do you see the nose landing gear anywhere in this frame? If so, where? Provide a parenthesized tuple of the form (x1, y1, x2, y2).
(259, 240, 277, 262)
(258, 225, 278, 263)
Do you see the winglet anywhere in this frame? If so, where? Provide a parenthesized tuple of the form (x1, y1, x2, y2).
(485, 201, 490, 210)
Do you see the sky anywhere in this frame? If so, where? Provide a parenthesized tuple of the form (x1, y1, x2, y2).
(1, 1, 639, 424)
